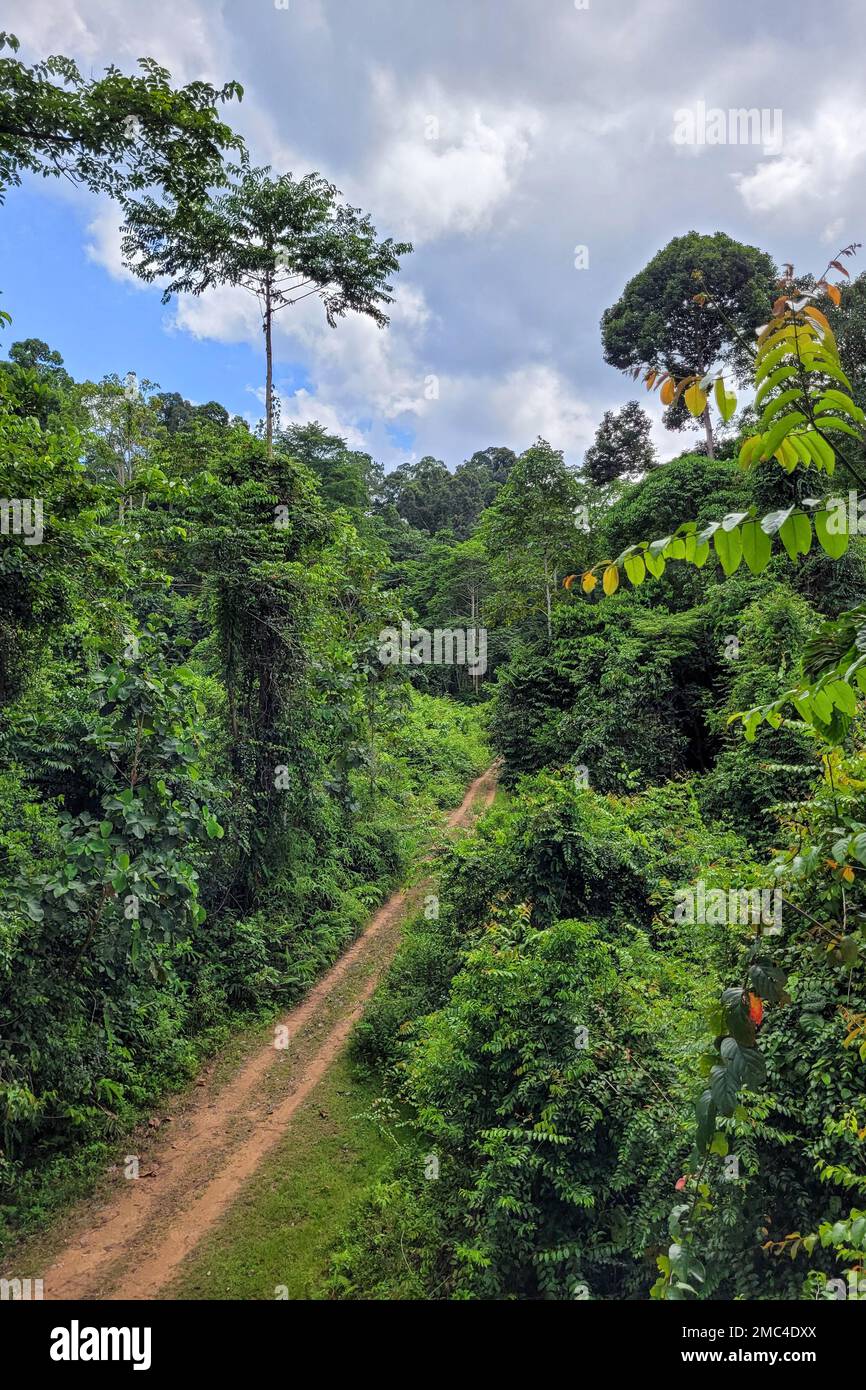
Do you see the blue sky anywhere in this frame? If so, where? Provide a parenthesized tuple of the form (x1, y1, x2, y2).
(1, 185, 302, 412)
(3, 0, 866, 468)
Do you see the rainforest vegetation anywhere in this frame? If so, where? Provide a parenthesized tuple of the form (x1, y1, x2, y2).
(0, 30, 864, 1303)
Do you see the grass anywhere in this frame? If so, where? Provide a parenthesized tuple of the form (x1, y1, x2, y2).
(1, 736, 494, 1293)
(163, 1051, 396, 1301)
(164, 753, 499, 1302)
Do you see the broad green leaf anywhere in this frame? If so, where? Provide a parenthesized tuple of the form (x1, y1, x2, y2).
(749, 961, 787, 1004)
(760, 411, 809, 460)
(811, 687, 833, 723)
(761, 506, 794, 536)
(815, 508, 849, 559)
(737, 435, 762, 470)
(779, 512, 812, 561)
(741, 519, 772, 574)
(755, 340, 803, 383)
(803, 359, 853, 392)
(624, 553, 646, 586)
(714, 525, 743, 575)
(804, 430, 835, 472)
(720, 1035, 767, 1088)
(813, 415, 864, 442)
(709, 1063, 738, 1117)
(722, 987, 756, 1046)
(714, 377, 737, 422)
(754, 363, 797, 409)
(814, 389, 865, 422)
(827, 678, 857, 716)
(759, 388, 803, 432)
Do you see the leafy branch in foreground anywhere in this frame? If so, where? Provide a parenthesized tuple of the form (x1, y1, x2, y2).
(565, 252, 866, 743)
(0, 30, 245, 205)
(729, 604, 866, 746)
(565, 492, 857, 595)
(620, 242, 862, 468)
(580, 240, 866, 1299)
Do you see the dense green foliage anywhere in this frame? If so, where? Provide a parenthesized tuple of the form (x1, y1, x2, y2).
(0, 343, 488, 1244)
(601, 231, 777, 455)
(1, 38, 863, 1302)
(584, 401, 656, 485)
(324, 259, 866, 1303)
(0, 31, 244, 205)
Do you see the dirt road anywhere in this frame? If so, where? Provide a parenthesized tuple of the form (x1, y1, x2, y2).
(35, 764, 498, 1300)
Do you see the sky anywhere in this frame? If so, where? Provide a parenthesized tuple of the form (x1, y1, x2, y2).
(2, 0, 866, 470)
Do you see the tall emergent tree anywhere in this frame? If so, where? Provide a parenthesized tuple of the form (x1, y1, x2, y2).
(123, 164, 411, 455)
(480, 438, 583, 639)
(583, 400, 656, 485)
(0, 31, 244, 204)
(601, 231, 776, 458)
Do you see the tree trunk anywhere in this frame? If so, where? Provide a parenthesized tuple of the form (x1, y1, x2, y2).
(470, 582, 478, 696)
(544, 559, 552, 640)
(702, 404, 715, 460)
(264, 277, 274, 458)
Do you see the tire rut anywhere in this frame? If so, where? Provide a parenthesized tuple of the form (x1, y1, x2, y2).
(37, 764, 498, 1300)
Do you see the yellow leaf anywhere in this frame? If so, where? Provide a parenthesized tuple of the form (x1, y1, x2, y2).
(774, 438, 799, 472)
(660, 377, 676, 406)
(826, 283, 841, 308)
(684, 384, 708, 418)
(602, 564, 619, 596)
(672, 375, 698, 406)
(581, 572, 597, 593)
(842, 864, 855, 883)
(802, 305, 834, 337)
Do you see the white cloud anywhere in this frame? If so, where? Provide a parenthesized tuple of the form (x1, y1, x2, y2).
(822, 217, 845, 245)
(172, 284, 262, 345)
(734, 101, 866, 215)
(5, 0, 230, 84)
(272, 386, 367, 449)
(359, 70, 541, 245)
(180, 273, 596, 466)
(372, 363, 596, 466)
(334, 363, 592, 467)
(84, 205, 138, 283)
(481, 365, 595, 456)
(20, 0, 866, 475)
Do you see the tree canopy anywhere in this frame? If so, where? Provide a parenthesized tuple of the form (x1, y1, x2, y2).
(122, 164, 412, 454)
(601, 231, 776, 456)
(0, 30, 244, 204)
(583, 399, 656, 484)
